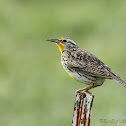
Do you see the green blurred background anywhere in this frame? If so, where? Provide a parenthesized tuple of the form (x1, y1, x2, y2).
(0, 0, 126, 126)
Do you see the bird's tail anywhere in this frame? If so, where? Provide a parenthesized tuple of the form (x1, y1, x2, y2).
(113, 75, 126, 87)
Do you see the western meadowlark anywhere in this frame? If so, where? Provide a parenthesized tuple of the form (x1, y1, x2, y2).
(47, 37, 126, 91)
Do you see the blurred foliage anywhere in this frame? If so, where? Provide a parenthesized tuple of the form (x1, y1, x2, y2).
(0, 0, 126, 126)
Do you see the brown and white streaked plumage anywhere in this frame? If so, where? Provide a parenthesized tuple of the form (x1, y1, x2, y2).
(47, 37, 126, 91)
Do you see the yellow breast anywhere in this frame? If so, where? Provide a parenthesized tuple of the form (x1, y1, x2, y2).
(56, 44, 76, 80)
(56, 43, 91, 85)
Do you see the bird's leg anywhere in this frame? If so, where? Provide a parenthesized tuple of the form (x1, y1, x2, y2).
(76, 83, 101, 93)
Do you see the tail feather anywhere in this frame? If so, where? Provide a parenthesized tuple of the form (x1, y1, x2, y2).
(113, 76, 126, 87)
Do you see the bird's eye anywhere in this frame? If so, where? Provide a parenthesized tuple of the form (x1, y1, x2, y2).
(63, 40, 66, 42)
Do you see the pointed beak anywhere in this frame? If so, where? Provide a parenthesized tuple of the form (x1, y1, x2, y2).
(46, 39, 60, 43)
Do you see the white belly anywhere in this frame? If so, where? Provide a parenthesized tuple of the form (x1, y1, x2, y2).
(68, 71, 94, 84)
(67, 71, 105, 85)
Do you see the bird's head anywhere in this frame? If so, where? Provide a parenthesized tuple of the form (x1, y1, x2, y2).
(47, 37, 78, 53)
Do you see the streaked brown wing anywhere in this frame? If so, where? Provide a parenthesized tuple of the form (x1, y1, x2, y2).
(67, 49, 115, 79)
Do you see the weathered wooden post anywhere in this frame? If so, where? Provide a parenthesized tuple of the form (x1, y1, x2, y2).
(72, 90, 94, 126)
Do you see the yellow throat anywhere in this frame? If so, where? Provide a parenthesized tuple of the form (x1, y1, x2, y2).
(56, 43, 78, 81)
(56, 43, 65, 53)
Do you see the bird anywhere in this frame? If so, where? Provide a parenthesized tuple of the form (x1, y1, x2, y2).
(47, 37, 126, 92)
